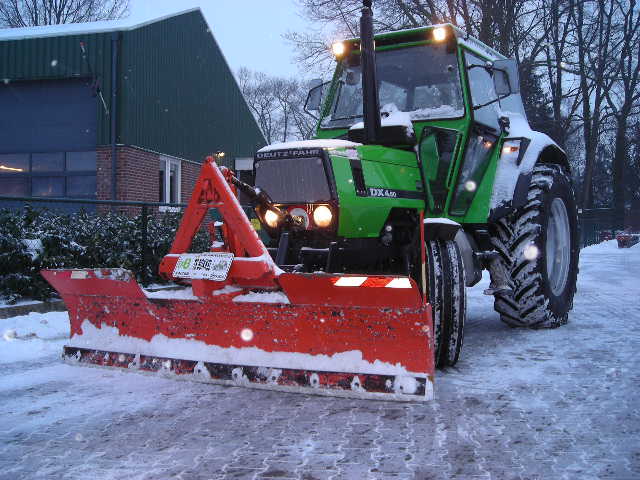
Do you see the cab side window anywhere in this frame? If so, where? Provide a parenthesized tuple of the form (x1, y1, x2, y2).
(465, 52, 500, 131)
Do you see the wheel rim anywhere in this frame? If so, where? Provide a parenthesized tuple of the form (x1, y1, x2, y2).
(546, 197, 571, 295)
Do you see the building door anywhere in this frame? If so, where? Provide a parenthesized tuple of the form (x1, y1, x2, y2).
(159, 156, 181, 207)
(0, 78, 98, 201)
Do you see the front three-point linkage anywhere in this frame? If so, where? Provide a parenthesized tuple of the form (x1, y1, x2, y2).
(228, 174, 305, 230)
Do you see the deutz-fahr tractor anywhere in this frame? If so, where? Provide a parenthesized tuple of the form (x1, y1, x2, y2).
(251, 2, 580, 367)
(43, 1, 580, 401)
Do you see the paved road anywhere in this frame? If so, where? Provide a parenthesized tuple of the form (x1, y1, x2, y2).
(1, 242, 638, 479)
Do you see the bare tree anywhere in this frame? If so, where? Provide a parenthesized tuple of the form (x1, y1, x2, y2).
(272, 77, 317, 141)
(289, 86, 318, 140)
(238, 68, 317, 144)
(605, 0, 640, 218)
(288, 0, 640, 213)
(286, 0, 541, 72)
(0, 0, 129, 28)
(627, 121, 640, 211)
(238, 68, 280, 144)
(284, 0, 360, 75)
(569, 0, 619, 208)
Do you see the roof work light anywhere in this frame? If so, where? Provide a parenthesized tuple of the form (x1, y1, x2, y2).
(432, 27, 447, 42)
(332, 41, 346, 58)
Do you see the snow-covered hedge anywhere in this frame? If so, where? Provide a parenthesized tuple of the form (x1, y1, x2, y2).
(0, 206, 209, 304)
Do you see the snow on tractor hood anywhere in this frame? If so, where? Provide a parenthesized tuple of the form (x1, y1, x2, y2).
(258, 139, 361, 153)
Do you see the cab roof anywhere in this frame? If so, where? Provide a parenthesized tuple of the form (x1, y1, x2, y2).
(343, 23, 506, 62)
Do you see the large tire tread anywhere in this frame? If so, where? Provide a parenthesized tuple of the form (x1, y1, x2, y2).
(442, 241, 466, 366)
(427, 239, 466, 367)
(490, 164, 579, 329)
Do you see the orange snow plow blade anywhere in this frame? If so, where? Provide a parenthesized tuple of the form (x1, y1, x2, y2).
(42, 270, 433, 400)
(42, 157, 434, 401)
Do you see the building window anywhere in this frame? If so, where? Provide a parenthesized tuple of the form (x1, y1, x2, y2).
(32, 177, 65, 197)
(66, 151, 97, 171)
(0, 154, 29, 173)
(159, 156, 181, 206)
(0, 177, 28, 196)
(32, 152, 64, 172)
(0, 151, 97, 198)
(0, 154, 29, 196)
(67, 175, 97, 197)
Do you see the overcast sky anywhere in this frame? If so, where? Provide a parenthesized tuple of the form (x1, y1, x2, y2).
(131, 0, 311, 78)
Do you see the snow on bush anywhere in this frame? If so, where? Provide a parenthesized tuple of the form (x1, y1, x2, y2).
(0, 206, 209, 304)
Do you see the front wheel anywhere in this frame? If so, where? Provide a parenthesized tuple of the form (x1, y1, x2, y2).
(426, 239, 466, 367)
(490, 164, 580, 328)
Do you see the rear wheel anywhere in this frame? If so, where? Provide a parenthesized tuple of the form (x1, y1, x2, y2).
(489, 164, 579, 328)
(426, 240, 466, 367)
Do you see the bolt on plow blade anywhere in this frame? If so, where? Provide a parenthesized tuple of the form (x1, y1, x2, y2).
(42, 269, 434, 401)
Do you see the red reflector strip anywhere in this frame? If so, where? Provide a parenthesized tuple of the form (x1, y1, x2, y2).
(362, 277, 392, 288)
(331, 276, 413, 289)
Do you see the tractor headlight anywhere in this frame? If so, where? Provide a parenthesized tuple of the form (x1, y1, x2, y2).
(313, 205, 333, 228)
(264, 209, 280, 228)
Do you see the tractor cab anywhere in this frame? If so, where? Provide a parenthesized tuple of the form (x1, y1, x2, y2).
(306, 24, 526, 221)
(324, 39, 464, 146)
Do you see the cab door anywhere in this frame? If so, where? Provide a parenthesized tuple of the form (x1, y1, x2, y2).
(448, 51, 502, 217)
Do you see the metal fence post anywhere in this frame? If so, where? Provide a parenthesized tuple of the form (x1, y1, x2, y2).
(141, 204, 149, 286)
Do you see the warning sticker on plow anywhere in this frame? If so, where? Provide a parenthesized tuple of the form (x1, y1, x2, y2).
(172, 252, 234, 281)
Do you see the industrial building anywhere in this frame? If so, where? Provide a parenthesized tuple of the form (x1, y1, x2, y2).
(0, 8, 265, 205)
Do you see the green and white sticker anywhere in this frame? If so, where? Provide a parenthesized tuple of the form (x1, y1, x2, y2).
(172, 252, 234, 281)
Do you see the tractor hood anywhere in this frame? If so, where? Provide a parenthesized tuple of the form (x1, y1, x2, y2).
(257, 139, 361, 154)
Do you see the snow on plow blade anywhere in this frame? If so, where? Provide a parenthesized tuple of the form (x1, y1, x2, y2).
(42, 269, 434, 401)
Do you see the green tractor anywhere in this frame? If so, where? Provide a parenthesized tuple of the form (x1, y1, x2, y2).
(251, 1, 579, 367)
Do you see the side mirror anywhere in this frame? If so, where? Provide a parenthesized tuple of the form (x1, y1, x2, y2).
(304, 79, 326, 118)
(492, 59, 520, 95)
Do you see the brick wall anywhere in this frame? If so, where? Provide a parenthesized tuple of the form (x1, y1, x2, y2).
(118, 147, 160, 203)
(96, 146, 112, 201)
(181, 160, 201, 204)
(97, 145, 203, 204)
(97, 145, 158, 202)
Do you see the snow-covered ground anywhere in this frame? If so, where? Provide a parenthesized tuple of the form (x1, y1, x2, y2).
(0, 298, 43, 308)
(0, 241, 638, 479)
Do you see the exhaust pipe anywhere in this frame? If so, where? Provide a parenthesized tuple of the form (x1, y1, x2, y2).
(360, 0, 381, 144)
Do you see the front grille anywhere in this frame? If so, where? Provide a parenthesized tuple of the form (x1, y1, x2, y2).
(254, 156, 333, 204)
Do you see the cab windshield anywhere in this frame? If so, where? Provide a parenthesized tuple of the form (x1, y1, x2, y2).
(322, 43, 464, 129)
